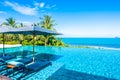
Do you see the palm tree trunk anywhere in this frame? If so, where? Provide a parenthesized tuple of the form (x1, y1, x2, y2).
(44, 38, 47, 46)
(44, 35, 49, 46)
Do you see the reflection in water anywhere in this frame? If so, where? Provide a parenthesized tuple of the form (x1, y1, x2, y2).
(47, 68, 117, 80)
(35, 53, 62, 61)
(7, 51, 35, 58)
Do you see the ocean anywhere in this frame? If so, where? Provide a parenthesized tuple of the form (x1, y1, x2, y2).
(62, 38, 120, 48)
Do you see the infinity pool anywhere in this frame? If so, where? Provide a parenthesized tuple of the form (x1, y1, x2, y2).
(0, 46, 120, 80)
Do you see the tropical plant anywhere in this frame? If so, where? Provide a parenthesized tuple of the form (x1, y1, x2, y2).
(3, 17, 16, 27)
(37, 15, 57, 46)
(39, 15, 57, 30)
(0, 17, 24, 44)
(57, 38, 64, 46)
(0, 16, 64, 46)
(17, 23, 24, 44)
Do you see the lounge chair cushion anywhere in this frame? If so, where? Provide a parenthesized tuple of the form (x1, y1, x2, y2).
(0, 58, 7, 66)
(27, 61, 51, 71)
(0, 54, 3, 57)
(16, 57, 32, 64)
(1, 55, 16, 60)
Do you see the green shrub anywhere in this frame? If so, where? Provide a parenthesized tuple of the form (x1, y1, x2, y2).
(5, 41, 19, 44)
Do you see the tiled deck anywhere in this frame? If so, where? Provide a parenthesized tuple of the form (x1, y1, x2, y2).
(0, 75, 11, 80)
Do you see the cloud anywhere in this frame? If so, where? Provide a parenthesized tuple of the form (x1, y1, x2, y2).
(40, 2, 45, 8)
(34, 2, 56, 9)
(34, 2, 45, 8)
(5, 1, 38, 16)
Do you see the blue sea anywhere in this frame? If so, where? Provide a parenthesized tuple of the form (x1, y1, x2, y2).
(62, 38, 120, 48)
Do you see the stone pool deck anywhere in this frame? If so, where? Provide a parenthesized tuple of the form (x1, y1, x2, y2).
(0, 75, 11, 80)
(0, 44, 22, 48)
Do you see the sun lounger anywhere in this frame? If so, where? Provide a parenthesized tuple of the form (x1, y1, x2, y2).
(0, 54, 3, 57)
(9, 60, 52, 79)
(26, 61, 51, 71)
(15, 57, 33, 64)
(13, 60, 51, 71)
(0, 59, 10, 74)
(0, 58, 7, 66)
(0, 54, 8, 57)
(0, 55, 16, 73)
(2, 61, 25, 76)
(0, 58, 32, 76)
(18, 61, 51, 79)
(1, 55, 16, 60)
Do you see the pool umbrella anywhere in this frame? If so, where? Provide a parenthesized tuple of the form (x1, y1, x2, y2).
(9, 26, 61, 62)
(0, 26, 13, 56)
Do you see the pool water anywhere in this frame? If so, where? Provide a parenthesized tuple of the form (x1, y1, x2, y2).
(1, 46, 120, 80)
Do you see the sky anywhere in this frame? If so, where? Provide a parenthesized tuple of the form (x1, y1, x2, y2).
(0, 0, 120, 37)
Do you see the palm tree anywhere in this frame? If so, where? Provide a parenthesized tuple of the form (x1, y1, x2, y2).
(2, 18, 24, 44)
(1, 18, 16, 43)
(38, 15, 57, 46)
(3, 17, 16, 27)
(17, 23, 24, 45)
(19, 23, 23, 27)
(39, 15, 57, 30)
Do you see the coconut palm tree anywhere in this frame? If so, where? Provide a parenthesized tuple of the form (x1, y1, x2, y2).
(17, 23, 24, 45)
(38, 15, 57, 46)
(39, 15, 57, 30)
(2, 18, 24, 44)
(3, 17, 16, 27)
(1, 18, 16, 43)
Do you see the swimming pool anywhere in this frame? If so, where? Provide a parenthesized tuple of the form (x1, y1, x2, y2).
(1, 46, 120, 80)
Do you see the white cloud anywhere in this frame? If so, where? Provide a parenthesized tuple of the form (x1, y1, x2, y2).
(34, 2, 45, 8)
(5, 1, 38, 16)
(40, 2, 45, 8)
(33, 2, 57, 12)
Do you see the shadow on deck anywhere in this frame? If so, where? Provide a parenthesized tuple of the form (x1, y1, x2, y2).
(47, 68, 117, 80)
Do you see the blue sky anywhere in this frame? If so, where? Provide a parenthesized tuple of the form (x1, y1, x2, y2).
(0, 0, 120, 37)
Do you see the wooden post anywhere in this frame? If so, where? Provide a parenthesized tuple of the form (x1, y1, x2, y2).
(32, 31, 35, 62)
(3, 34, 5, 56)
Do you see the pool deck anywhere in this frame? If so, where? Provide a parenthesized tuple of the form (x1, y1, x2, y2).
(0, 44, 22, 48)
(0, 75, 11, 80)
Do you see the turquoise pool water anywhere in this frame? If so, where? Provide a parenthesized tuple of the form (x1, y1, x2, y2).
(1, 46, 120, 79)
